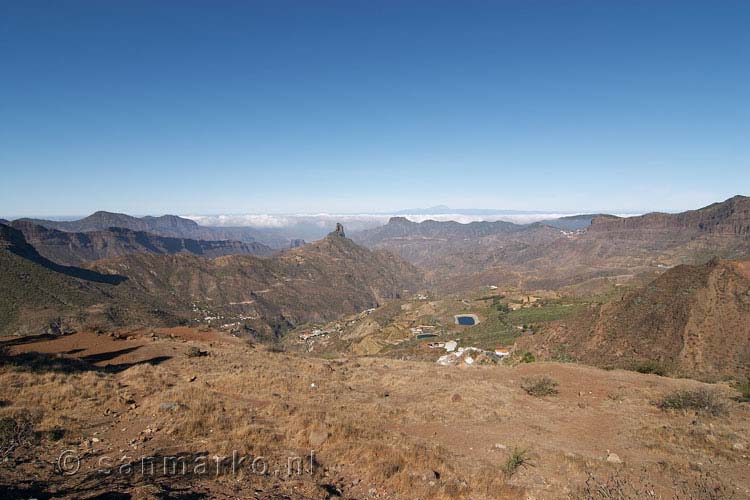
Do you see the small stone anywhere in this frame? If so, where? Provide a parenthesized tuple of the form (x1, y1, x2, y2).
(159, 402, 180, 412)
(308, 429, 329, 447)
(493, 443, 507, 450)
(732, 443, 746, 451)
(91, 437, 100, 443)
(451, 393, 462, 402)
(606, 453, 622, 464)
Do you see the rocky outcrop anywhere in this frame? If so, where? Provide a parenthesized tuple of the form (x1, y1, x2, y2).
(588, 195, 750, 238)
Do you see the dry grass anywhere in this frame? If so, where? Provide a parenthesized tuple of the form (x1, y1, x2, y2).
(581, 470, 734, 500)
(0, 333, 746, 499)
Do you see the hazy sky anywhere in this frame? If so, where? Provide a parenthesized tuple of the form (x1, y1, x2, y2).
(1, 1, 748, 217)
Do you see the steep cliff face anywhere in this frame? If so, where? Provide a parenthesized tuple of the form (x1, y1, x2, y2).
(588, 195, 750, 238)
(9, 220, 273, 265)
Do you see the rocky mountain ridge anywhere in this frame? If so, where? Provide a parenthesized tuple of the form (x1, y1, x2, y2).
(520, 259, 750, 380)
(8, 220, 273, 265)
(0, 224, 422, 338)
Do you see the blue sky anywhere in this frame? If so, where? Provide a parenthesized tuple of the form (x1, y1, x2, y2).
(1, 1, 748, 217)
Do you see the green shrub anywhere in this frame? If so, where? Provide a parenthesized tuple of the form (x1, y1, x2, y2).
(503, 448, 532, 477)
(521, 376, 559, 397)
(495, 303, 510, 314)
(733, 378, 750, 402)
(657, 388, 726, 416)
(634, 360, 668, 376)
(520, 352, 535, 363)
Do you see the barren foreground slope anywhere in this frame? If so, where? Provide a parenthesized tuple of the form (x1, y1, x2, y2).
(1, 329, 748, 499)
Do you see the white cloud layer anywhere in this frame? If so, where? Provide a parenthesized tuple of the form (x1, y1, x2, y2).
(183, 212, 639, 229)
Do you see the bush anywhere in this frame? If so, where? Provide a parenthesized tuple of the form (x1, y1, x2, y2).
(634, 360, 669, 376)
(733, 378, 750, 403)
(521, 376, 559, 397)
(657, 388, 726, 416)
(0, 412, 40, 460)
(520, 352, 535, 363)
(267, 343, 286, 353)
(503, 448, 531, 477)
(186, 347, 207, 358)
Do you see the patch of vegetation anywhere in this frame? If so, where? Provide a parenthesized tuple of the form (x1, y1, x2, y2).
(0, 411, 40, 460)
(732, 378, 750, 403)
(186, 347, 208, 358)
(453, 315, 520, 351)
(633, 360, 669, 376)
(495, 303, 510, 314)
(550, 344, 577, 363)
(521, 376, 559, 397)
(657, 388, 726, 416)
(267, 343, 286, 353)
(519, 352, 535, 363)
(503, 448, 532, 477)
(506, 302, 582, 325)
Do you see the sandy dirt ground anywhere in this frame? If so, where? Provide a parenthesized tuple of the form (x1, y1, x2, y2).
(1, 329, 748, 499)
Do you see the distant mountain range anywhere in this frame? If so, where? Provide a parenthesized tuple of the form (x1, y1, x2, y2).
(392, 205, 565, 216)
(353, 213, 603, 245)
(18, 210, 264, 241)
(0, 224, 422, 338)
(353, 196, 750, 291)
(7, 220, 273, 265)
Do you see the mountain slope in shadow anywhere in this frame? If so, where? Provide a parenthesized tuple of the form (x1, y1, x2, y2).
(0, 223, 126, 285)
